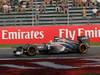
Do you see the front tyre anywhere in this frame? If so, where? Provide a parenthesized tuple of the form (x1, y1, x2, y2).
(79, 43, 88, 54)
(26, 46, 39, 56)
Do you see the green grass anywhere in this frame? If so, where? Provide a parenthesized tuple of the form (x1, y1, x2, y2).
(0, 44, 24, 48)
(0, 42, 100, 48)
(90, 42, 100, 46)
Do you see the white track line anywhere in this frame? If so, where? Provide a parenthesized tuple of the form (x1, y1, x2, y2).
(32, 62, 79, 69)
(1, 64, 41, 69)
(0, 57, 81, 60)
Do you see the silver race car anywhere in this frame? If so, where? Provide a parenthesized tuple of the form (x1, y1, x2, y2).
(13, 36, 90, 56)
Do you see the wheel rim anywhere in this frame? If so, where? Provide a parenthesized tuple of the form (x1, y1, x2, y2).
(80, 44, 88, 54)
(27, 47, 36, 56)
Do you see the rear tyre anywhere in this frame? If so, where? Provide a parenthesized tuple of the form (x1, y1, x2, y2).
(26, 46, 39, 56)
(79, 43, 88, 54)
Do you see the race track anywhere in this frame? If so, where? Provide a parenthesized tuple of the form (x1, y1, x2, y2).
(0, 46, 99, 58)
(0, 46, 100, 75)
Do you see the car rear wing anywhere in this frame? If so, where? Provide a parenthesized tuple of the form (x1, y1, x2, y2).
(77, 36, 90, 44)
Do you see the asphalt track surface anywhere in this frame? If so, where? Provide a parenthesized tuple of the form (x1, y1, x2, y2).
(0, 46, 100, 75)
(0, 46, 99, 59)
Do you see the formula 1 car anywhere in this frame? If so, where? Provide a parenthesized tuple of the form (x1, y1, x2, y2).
(13, 36, 90, 56)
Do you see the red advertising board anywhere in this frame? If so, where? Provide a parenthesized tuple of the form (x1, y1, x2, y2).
(0, 25, 100, 44)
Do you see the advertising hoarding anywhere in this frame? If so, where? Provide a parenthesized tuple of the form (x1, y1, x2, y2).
(0, 25, 100, 44)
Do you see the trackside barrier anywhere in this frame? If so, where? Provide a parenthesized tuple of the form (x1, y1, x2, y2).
(0, 25, 100, 44)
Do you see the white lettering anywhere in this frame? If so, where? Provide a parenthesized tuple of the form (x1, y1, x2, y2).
(1, 29, 45, 40)
(78, 28, 84, 36)
(2, 30, 8, 39)
(59, 29, 66, 38)
(69, 31, 76, 40)
(59, 29, 76, 40)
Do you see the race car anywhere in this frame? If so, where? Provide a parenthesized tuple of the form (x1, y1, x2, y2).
(13, 36, 90, 56)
